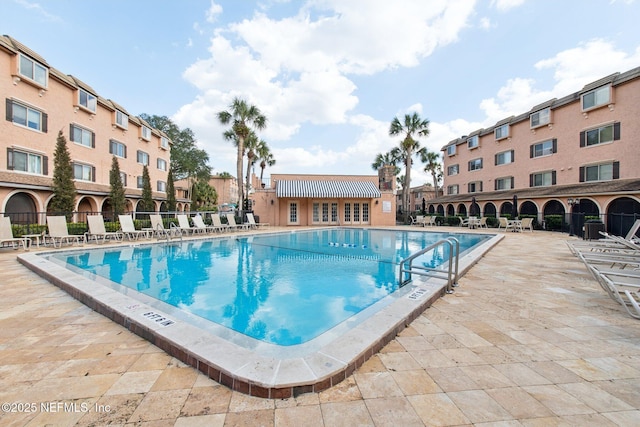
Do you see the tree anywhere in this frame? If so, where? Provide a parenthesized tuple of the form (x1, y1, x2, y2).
(418, 148, 443, 198)
(217, 98, 267, 216)
(191, 179, 218, 211)
(109, 156, 126, 216)
(140, 165, 154, 213)
(389, 112, 430, 222)
(371, 150, 401, 176)
(50, 130, 77, 220)
(166, 168, 177, 212)
(256, 140, 276, 186)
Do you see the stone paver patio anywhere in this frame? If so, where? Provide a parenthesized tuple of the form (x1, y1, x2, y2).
(0, 228, 639, 426)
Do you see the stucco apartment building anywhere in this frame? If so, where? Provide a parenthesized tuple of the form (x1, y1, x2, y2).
(0, 35, 180, 223)
(432, 66, 640, 235)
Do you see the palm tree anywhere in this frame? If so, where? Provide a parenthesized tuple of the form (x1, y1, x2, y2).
(217, 98, 267, 216)
(389, 112, 430, 222)
(243, 131, 261, 208)
(256, 140, 276, 186)
(418, 148, 442, 197)
(371, 150, 401, 176)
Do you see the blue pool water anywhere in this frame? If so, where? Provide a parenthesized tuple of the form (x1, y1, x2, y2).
(49, 228, 489, 346)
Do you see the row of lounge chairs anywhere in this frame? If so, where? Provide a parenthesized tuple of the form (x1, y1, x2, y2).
(1, 212, 270, 250)
(567, 219, 640, 319)
(410, 215, 437, 227)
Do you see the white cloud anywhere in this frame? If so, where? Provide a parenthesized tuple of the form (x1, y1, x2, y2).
(491, 0, 526, 12)
(14, 0, 62, 22)
(206, 1, 223, 23)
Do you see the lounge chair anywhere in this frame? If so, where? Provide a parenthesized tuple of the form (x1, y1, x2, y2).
(459, 217, 469, 227)
(150, 214, 182, 239)
(586, 264, 640, 319)
(85, 214, 122, 244)
(46, 216, 83, 248)
(176, 214, 201, 234)
(478, 217, 488, 228)
(226, 213, 250, 231)
(423, 216, 436, 227)
(246, 213, 269, 229)
(520, 217, 534, 232)
(118, 215, 148, 240)
(412, 215, 424, 226)
(192, 215, 219, 233)
(211, 214, 230, 233)
(0, 216, 28, 250)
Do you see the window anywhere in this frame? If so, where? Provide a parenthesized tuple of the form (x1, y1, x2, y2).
(7, 148, 46, 175)
(468, 158, 483, 171)
(580, 162, 619, 182)
(78, 88, 97, 112)
(7, 99, 47, 132)
(109, 139, 126, 158)
(18, 53, 47, 87)
(160, 136, 169, 149)
(73, 163, 94, 181)
(468, 181, 482, 193)
(446, 145, 456, 156)
(141, 126, 151, 141)
(530, 171, 555, 187)
(115, 110, 128, 129)
(70, 124, 94, 148)
(582, 85, 611, 111)
(137, 150, 149, 165)
(447, 164, 459, 176)
(137, 176, 144, 189)
(495, 177, 514, 190)
(331, 203, 338, 223)
(530, 139, 557, 158)
(580, 122, 619, 147)
(530, 107, 550, 128)
(467, 135, 479, 149)
(157, 181, 166, 192)
(344, 203, 351, 223)
(495, 150, 514, 165)
(119, 171, 127, 187)
(157, 158, 167, 171)
(362, 203, 369, 223)
(495, 124, 509, 140)
(447, 185, 459, 195)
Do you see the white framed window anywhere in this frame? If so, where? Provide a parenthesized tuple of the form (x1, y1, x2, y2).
(467, 135, 479, 149)
(137, 176, 144, 189)
(495, 124, 509, 140)
(446, 145, 456, 156)
(468, 181, 482, 193)
(119, 171, 127, 187)
(362, 203, 370, 223)
(289, 201, 299, 224)
(109, 140, 126, 158)
(582, 123, 618, 147)
(468, 158, 483, 171)
(141, 126, 151, 141)
(495, 177, 513, 190)
(447, 164, 459, 176)
(495, 150, 514, 165)
(447, 185, 459, 195)
(160, 136, 169, 150)
(582, 85, 611, 111)
(115, 110, 128, 129)
(531, 139, 556, 158)
(531, 171, 555, 187)
(137, 150, 149, 166)
(78, 88, 97, 113)
(7, 148, 45, 174)
(9, 100, 46, 132)
(583, 163, 615, 182)
(157, 158, 167, 171)
(157, 181, 166, 192)
(18, 53, 48, 87)
(73, 163, 94, 181)
(70, 124, 94, 148)
(530, 107, 551, 128)
(344, 202, 351, 223)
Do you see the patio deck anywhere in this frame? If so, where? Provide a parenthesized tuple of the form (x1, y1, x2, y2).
(0, 227, 639, 426)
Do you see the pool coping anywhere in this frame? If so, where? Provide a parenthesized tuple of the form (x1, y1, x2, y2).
(17, 227, 503, 398)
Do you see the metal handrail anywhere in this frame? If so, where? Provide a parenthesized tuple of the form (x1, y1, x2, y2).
(398, 237, 460, 293)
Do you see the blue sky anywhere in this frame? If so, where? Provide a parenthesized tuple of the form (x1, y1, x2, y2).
(2, 0, 640, 185)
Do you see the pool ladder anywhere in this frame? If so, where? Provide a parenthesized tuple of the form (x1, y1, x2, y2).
(398, 237, 459, 293)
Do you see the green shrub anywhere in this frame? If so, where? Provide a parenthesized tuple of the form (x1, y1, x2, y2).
(544, 214, 563, 230)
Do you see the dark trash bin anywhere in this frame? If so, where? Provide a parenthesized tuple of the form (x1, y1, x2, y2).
(584, 221, 605, 240)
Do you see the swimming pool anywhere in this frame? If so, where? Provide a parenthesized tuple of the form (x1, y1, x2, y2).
(19, 227, 502, 398)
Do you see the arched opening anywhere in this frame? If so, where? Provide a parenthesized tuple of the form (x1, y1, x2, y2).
(543, 200, 566, 231)
(446, 204, 455, 217)
(437, 204, 444, 216)
(4, 192, 38, 224)
(606, 196, 640, 238)
(520, 201, 538, 216)
(499, 201, 513, 217)
(428, 204, 435, 214)
(76, 197, 94, 224)
(159, 201, 168, 212)
(483, 202, 497, 217)
(457, 204, 467, 216)
(101, 198, 115, 222)
(469, 200, 480, 216)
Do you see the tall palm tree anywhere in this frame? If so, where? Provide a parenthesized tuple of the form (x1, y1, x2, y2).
(389, 112, 430, 222)
(418, 148, 443, 197)
(371, 150, 401, 176)
(256, 140, 276, 186)
(243, 131, 261, 207)
(217, 98, 267, 215)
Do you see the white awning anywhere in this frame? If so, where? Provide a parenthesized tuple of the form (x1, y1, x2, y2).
(276, 180, 381, 198)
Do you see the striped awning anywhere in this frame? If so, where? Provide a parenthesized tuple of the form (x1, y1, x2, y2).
(276, 180, 381, 198)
